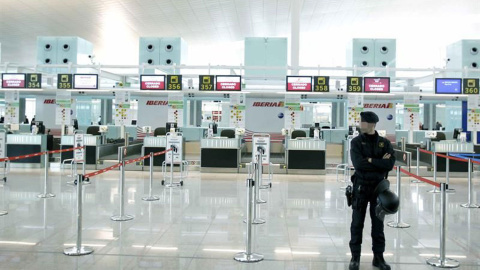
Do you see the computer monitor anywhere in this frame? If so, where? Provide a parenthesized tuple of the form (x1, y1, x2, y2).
(309, 126, 321, 138)
(131, 120, 137, 125)
(166, 122, 178, 132)
(209, 122, 218, 134)
(314, 122, 320, 128)
(73, 119, 79, 130)
(453, 128, 463, 139)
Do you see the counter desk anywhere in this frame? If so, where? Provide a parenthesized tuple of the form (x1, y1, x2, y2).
(142, 136, 167, 166)
(286, 138, 326, 173)
(201, 138, 242, 172)
(430, 141, 474, 172)
(60, 135, 100, 165)
(7, 134, 47, 168)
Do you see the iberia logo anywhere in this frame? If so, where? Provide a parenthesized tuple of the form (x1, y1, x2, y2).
(146, 101, 168, 106)
(364, 103, 393, 109)
(44, 99, 56, 104)
(252, 101, 284, 107)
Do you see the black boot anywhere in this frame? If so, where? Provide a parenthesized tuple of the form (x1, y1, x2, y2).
(349, 255, 360, 270)
(373, 253, 391, 270)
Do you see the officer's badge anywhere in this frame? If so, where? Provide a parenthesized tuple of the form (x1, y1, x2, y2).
(379, 142, 384, 148)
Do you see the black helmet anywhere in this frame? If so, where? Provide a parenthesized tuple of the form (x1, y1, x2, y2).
(374, 180, 399, 221)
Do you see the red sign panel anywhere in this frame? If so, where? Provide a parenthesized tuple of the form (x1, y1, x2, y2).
(216, 75, 241, 91)
(286, 76, 312, 92)
(2, 73, 26, 88)
(140, 75, 165, 90)
(364, 77, 390, 93)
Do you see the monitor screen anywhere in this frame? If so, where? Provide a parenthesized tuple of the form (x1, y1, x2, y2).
(2, 73, 26, 88)
(215, 75, 241, 91)
(453, 128, 463, 139)
(309, 126, 321, 138)
(286, 76, 312, 92)
(73, 74, 98, 89)
(166, 122, 178, 132)
(209, 122, 218, 134)
(140, 75, 166, 90)
(364, 77, 390, 93)
(435, 78, 462, 94)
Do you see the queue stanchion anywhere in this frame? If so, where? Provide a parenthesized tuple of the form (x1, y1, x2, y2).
(428, 152, 440, 193)
(111, 151, 134, 221)
(387, 166, 410, 228)
(142, 153, 159, 201)
(412, 147, 421, 183)
(244, 152, 265, 225)
(234, 177, 264, 263)
(426, 183, 460, 268)
(445, 153, 455, 193)
(38, 153, 55, 199)
(460, 158, 480, 208)
(0, 178, 7, 216)
(64, 174, 93, 256)
(256, 148, 266, 204)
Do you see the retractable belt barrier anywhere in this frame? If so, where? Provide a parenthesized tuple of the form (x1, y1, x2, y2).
(83, 149, 172, 179)
(394, 166, 441, 188)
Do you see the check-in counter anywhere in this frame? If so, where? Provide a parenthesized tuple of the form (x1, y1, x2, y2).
(395, 130, 454, 143)
(142, 136, 167, 166)
(201, 138, 242, 171)
(60, 135, 101, 164)
(7, 134, 47, 167)
(286, 138, 326, 170)
(430, 141, 474, 172)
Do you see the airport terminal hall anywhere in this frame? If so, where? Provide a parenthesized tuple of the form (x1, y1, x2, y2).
(1, 0, 480, 269)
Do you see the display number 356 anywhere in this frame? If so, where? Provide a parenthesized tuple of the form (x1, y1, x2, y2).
(168, 84, 181, 90)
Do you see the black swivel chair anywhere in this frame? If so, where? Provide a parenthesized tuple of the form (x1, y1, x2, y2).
(291, 130, 307, 139)
(154, 127, 167, 136)
(86, 126, 101, 136)
(220, 129, 235, 138)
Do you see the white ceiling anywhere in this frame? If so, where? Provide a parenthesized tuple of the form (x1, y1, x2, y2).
(0, 0, 479, 66)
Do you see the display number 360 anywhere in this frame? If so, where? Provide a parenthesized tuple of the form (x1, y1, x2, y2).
(464, 87, 479, 94)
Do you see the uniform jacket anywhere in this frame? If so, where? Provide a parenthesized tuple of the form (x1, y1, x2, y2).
(350, 131, 395, 184)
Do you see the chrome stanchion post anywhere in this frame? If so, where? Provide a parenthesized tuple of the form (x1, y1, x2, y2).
(426, 183, 460, 268)
(64, 174, 93, 256)
(234, 177, 264, 262)
(0, 179, 7, 216)
(111, 153, 134, 221)
(388, 166, 410, 228)
(38, 153, 55, 198)
(445, 154, 455, 193)
(412, 147, 421, 183)
(256, 149, 266, 203)
(245, 153, 265, 225)
(143, 153, 159, 201)
(461, 158, 480, 208)
(428, 152, 440, 193)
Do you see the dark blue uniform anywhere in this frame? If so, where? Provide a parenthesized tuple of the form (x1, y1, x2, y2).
(349, 131, 395, 256)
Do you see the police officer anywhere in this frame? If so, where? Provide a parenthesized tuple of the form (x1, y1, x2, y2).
(349, 111, 395, 270)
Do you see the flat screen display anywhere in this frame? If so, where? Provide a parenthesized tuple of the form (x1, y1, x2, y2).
(140, 75, 166, 90)
(73, 74, 98, 89)
(435, 78, 462, 94)
(2, 73, 26, 88)
(216, 75, 241, 91)
(286, 76, 312, 92)
(364, 77, 390, 93)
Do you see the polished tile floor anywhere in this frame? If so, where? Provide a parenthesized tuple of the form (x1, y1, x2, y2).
(0, 166, 479, 270)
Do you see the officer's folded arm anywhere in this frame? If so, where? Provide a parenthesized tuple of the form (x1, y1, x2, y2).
(370, 142, 396, 171)
(350, 141, 377, 172)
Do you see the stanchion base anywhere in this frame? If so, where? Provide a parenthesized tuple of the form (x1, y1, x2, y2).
(256, 199, 266, 204)
(426, 257, 460, 268)
(460, 203, 480, 208)
(387, 221, 411, 228)
(427, 189, 441, 193)
(259, 183, 272, 189)
(446, 189, 456, 194)
(37, 193, 55, 199)
(234, 252, 264, 263)
(110, 214, 134, 221)
(0, 210, 7, 216)
(165, 183, 182, 188)
(63, 246, 94, 256)
(244, 218, 266, 225)
(142, 196, 160, 201)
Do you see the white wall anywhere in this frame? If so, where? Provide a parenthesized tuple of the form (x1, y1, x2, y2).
(245, 98, 285, 133)
(136, 97, 168, 128)
(363, 100, 396, 135)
